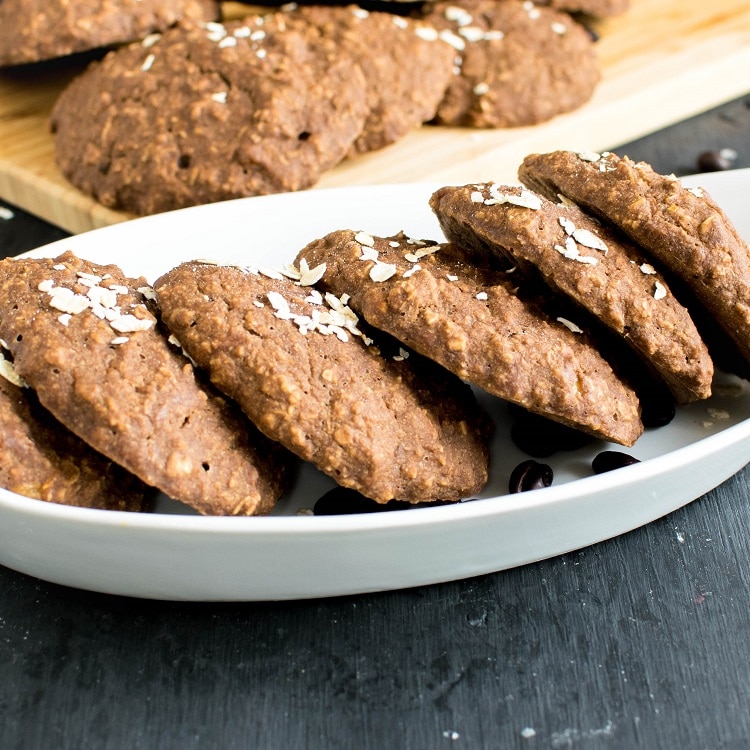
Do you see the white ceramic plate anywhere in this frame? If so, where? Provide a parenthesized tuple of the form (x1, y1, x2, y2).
(2, 170, 750, 601)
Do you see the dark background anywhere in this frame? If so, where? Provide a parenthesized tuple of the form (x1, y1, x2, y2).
(1, 96, 749, 749)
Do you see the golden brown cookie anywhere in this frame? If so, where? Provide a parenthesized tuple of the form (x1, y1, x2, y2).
(0, 0, 220, 67)
(154, 260, 492, 504)
(0, 251, 291, 516)
(429, 182, 713, 403)
(296, 229, 643, 446)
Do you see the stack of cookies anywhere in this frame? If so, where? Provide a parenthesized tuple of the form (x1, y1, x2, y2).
(2, 0, 629, 216)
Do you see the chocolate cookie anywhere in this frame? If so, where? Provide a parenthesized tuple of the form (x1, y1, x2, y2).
(535, 0, 629, 16)
(296, 229, 643, 446)
(0, 251, 290, 516)
(429, 183, 713, 403)
(519, 150, 750, 374)
(420, 0, 600, 128)
(153, 260, 492, 504)
(0, 368, 148, 511)
(287, 5, 456, 154)
(50, 14, 369, 215)
(0, 0, 220, 67)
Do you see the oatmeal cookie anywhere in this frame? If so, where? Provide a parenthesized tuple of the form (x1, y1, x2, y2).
(0, 371, 148, 511)
(287, 4, 456, 154)
(420, 0, 600, 128)
(154, 260, 492, 504)
(519, 150, 750, 375)
(429, 182, 713, 403)
(50, 14, 369, 215)
(0, 251, 291, 516)
(0, 0, 220, 67)
(296, 229, 643, 446)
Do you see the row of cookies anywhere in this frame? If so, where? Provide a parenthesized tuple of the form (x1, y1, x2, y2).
(5, 151, 742, 517)
(46, 0, 612, 216)
(0, 0, 628, 67)
(292, 150, 750, 462)
(0, 249, 492, 514)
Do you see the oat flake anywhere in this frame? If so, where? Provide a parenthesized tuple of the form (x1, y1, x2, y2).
(369, 263, 397, 282)
(0, 354, 27, 388)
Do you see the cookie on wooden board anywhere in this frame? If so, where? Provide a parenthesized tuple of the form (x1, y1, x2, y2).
(287, 4, 456, 155)
(419, 0, 600, 128)
(296, 229, 643, 446)
(0, 251, 291, 516)
(153, 260, 492, 504)
(50, 14, 369, 215)
(429, 182, 713, 403)
(0, 0, 220, 67)
(0, 370, 148, 511)
(519, 150, 750, 376)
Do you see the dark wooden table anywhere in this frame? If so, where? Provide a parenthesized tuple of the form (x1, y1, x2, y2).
(2, 96, 750, 750)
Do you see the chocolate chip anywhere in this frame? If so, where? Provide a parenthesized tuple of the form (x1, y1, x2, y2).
(696, 148, 738, 172)
(592, 450, 640, 474)
(508, 459, 553, 493)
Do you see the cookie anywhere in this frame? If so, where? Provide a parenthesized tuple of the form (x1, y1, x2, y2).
(153, 260, 492, 504)
(296, 229, 643, 446)
(50, 14, 369, 215)
(419, 0, 600, 128)
(0, 0, 220, 67)
(286, 5, 456, 155)
(0, 251, 291, 516)
(519, 150, 750, 375)
(429, 182, 713, 403)
(0, 367, 148, 511)
(534, 0, 629, 16)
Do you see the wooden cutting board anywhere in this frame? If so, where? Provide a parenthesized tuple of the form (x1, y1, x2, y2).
(1, 0, 749, 235)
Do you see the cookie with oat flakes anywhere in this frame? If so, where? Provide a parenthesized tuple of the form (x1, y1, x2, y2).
(0, 0, 220, 67)
(285, 4, 456, 154)
(429, 183, 713, 403)
(50, 13, 369, 215)
(419, 0, 600, 128)
(519, 150, 750, 376)
(153, 260, 491, 504)
(0, 251, 291, 516)
(296, 229, 643, 446)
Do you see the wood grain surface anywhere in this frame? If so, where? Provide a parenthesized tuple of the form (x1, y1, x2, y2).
(1, 0, 750, 234)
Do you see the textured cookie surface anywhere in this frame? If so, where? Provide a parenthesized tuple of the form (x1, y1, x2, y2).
(154, 261, 492, 504)
(535, 0, 629, 16)
(288, 5, 455, 154)
(519, 150, 750, 373)
(430, 183, 713, 403)
(0, 252, 290, 516)
(0, 0, 219, 67)
(0, 373, 148, 511)
(296, 229, 643, 446)
(420, 0, 600, 128)
(51, 14, 369, 215)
